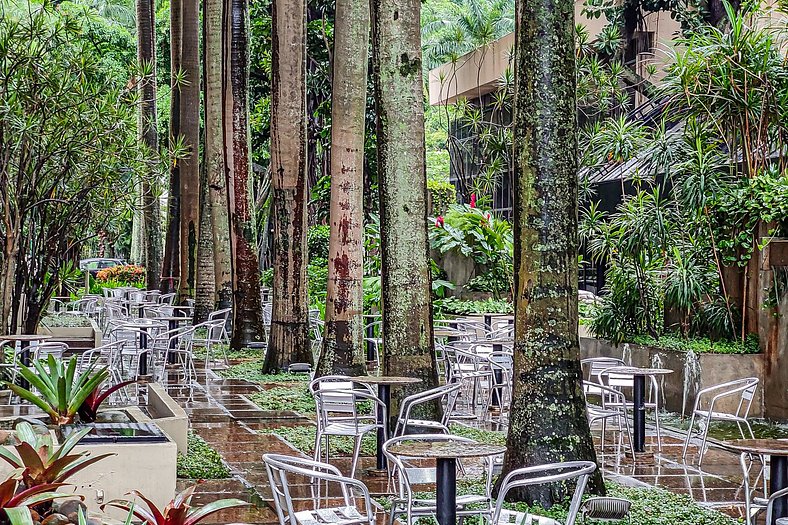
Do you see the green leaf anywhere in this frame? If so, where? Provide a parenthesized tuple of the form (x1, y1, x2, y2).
(4, 506, 34, 525)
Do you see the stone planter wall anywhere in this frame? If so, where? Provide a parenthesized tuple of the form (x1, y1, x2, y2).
(580, 337, 766, 418)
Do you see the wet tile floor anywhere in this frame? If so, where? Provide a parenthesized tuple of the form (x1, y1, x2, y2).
(164, 364, 754, 524)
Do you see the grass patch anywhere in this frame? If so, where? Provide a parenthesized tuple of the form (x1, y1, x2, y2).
(631, 333, 760, 354)
(376, 480, 737, 525)
(248, 383, 316, 413)
(218, 359, 309, 383)
(177, 431, 230, 480)
(449, 424, 506, 446)
(193, 344, 263, 361)
(261, 425, 377, 457)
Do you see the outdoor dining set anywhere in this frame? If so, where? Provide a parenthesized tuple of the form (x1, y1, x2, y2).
(266, 313, 787, 525)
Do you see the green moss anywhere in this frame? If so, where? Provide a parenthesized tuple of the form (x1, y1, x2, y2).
(434, 297, 514, 316)
(177, 431, 230, 479)
(630, 333, 760, 354)
(248, 383, 316, 413)
(218, 359, 309, 383)
(260, 425, 376, 457)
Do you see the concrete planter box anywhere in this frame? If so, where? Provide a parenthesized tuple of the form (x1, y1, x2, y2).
(580, 336, 765, 417)
(0, 430, 176, 519)
(127, 382, 188, 454)
(37, 322, 102, 348)
(0, 385, 185, 518)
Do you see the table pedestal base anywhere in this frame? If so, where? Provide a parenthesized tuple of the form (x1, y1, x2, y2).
(376, 384, 391, 471)
(633, 374, 646, 453)
(771, 455, 788, 524)
(436, 457, 457, 525)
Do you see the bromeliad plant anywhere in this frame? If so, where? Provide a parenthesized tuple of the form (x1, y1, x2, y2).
(0, 474, 69, 525)
(0, 422, 112, 490)
(1, 356, 127, 426)
(103, 482, 249, 525)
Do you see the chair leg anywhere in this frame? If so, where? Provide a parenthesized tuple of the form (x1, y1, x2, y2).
(654, 406, 662, 453)
(682, 413, 696, 459)
(697, 417, 711, 467)
(349, 435, 363, 478)
(744, 420, 755, 440)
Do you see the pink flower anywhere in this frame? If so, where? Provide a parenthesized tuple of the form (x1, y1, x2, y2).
(435, 216, 444, 228)
(470, 194, 477, 208)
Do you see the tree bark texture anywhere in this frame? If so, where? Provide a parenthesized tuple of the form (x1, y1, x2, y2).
(204, 0, 233, 311)
(136, 0, 163, 290)
(224, 0, 265, 349)
(315, 0, 370, 377)
(178, 0, 201, 300)
(498, 0, 602, 504)
(371, 0, 439, 418)
(266, 0, 311, 371)
(195, 165, 216, 322)
(162, 0, 182, 293)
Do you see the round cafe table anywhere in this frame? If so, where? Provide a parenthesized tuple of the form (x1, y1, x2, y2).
(722, 439, 788, 525)
(1, 334, 53, 389)
(387, 440, 506, 525)
(433, 329, 475, 343)
(351, 375, 421, 471)
(605, 366, 673, 452)
(119, 319, 165, 375)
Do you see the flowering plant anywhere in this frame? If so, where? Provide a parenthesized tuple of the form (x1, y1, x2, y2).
(96, 264, 145, 284)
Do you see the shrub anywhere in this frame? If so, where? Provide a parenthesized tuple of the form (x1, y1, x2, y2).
(427, 179, 457, 215)
(434, 297, 513, 316)
(95, 264, 145, 284)
(307, 225, 331, 261)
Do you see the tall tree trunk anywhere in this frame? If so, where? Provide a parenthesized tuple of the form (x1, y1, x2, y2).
(371, 0, 439, 417)
(179, 0, 200, 301)
(497, 0, 602, 504)
(204, 0, 233, 311)
(265, 0, 311, 372)
(195, 167, 216, 322)
(136, 0, 163, 290)
(162, 0, 183, 293)
(224, 0, 265, 349)
(315, 0, 369, 376)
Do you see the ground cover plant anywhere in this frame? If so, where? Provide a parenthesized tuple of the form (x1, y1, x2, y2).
(177, 432, 230, 480)
(219, 360, 307, 384)
(259, 425, 376, 457)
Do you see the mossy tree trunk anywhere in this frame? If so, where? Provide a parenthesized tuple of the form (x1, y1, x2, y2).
(203, 0, 233, 312)
(136, 0, 162, 290)
(371, 0, 439, 417)
(194, 166, 215, 322)
(178, 0, 200, 301)
(224, 0, 265, 349)
(315, 0, 370, 377)
(497, 0, 603, 504)
(265, 0, 311, 371)
(162, 0, 182, 294)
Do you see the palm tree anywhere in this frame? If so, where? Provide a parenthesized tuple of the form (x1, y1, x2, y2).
(225, 0, 266, 349)
(371, 0, 440, 417)
(315, 0, 370, 376)
(135, 0, 163, 290)
(497, 0, 602, 504)
(203, 0, 233, 311)
(178, 0, 200, 301)
(421, 0, 514, 69)
(162, 0, 182, 294)
(265, 0, 312, 371)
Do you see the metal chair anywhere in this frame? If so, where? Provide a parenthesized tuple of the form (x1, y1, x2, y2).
(681, 377, 759, 465)
(393, 383, 462, 437)
(309, 376, 385, 477)
(485, 351, 514, 420)
(263, 453, 376, 525)
(193, 318, 228, 367)
(34, 341, 68, 360)
(383, 434, 495, 525)
(581, 357, 626, 394)
(491, 461, 597, 525)
(583, 381, 635, 459)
